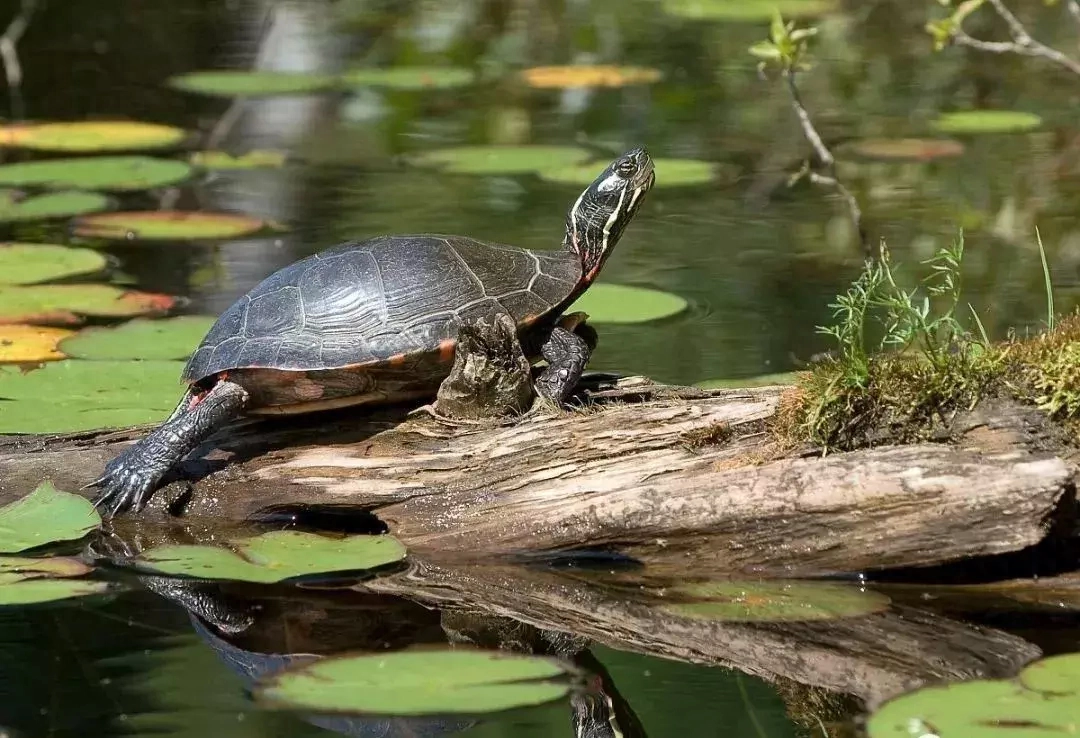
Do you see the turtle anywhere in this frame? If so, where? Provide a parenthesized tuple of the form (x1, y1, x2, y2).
(89, 146, 655, 516)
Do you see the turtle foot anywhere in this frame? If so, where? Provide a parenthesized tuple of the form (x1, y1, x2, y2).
(87, 445, 168, 518)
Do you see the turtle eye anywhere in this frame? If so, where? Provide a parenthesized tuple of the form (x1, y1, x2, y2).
(614, 158, 636, 177)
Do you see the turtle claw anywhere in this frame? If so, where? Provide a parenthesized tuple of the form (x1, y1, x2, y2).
(88, 448, 165, 518)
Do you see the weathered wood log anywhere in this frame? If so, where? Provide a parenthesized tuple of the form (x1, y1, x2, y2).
(0, 380, 1073, 577)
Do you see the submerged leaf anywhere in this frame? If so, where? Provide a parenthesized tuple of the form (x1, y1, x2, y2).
(0, 156, 192, 192)
(0, 121, 187, 152)
(60, 316, 216, 361)
(0, 324, 75, 363)
(72, 210, 268, 241)
(663, 580, 891, 622)
(0, 243, 107, 285)
(0, 481, 101, 553)
(569, 283, 688, 324)
(0, 284, 175, 325)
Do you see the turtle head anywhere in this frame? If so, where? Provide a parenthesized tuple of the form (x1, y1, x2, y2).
(564, 147, 654, 280)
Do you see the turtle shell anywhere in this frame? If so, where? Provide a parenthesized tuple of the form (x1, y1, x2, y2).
(183, 235, 582, 390)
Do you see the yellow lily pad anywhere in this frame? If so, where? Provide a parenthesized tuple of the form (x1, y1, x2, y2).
(72, 210, 268, 241)
(0, 325, 75, 363)
(522, 65, 663, 88)
(0, 120, 187, 152)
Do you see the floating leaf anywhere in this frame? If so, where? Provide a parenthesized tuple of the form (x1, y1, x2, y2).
(0, 156, 192, 192)
(131, 530, 407, 583)
(540, 157, 722, 187)
(662, 0, 837, 21)
(930, 110, 1043, 135)
(59, 316, 215, 361)
(0, 481, 101, 553)
(72, 210, 268, 241)
(0, 555, 92, 579)
(1018, 652, 1080, 694)
(0, 553, 107, 605)
(521, 65, 662, 88)
(695, 372, 801, 389)
(662, 580, 891, 622)
(168, 70, 338, 98)
(0, 121, 187, 152)
(0, 325, 75, 363)
(0, 579, 110, 606)
(568, 283, 688, 324)
(0, 190, 109, 223)
(190, 150, 288, 170)
(839, 138, 965, 161)
(256, 649, 573, 716)
(0, 360, 185, 433)
(343, 66, 477, 89)
(0, 243, 107, 285)
(409, 146, 592, 175)
(0, 284, 175, 325)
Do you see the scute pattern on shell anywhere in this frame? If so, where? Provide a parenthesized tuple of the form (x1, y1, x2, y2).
(182, 235, 582, 382)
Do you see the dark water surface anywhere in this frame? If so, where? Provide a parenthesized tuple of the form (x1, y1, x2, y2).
(5, 0, 1080, 735)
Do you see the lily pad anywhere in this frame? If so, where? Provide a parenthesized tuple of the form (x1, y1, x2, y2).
(0, 284, 175, 325)
(190, 149, 288, 170)
(0, 120, 187, 152)
(131, 530, 407, 583)
(0, 579, 110, 606)
(59, 316, 216, 361)
(696, 372, 801, 389)
(662, 580, 891, 622)
(409, 146, 592, 175)
(521, 65, 663, 88)
(0, 555, 92, 579)
(168, 70, 338, 98)
(930, 110, 1043, 135)
(839, 138, 965, 161)
(256, 649, 574, 716)
(569, 283, 688, 324)
(0, 243, 107, 285)
(0, 325, 75, 363)
(1018, 653, 1080, 694)
(0, 156, 192, 192)
(343, 66, 477, 90)
(0, 481, 101, 553)
(540, 157, 721, 187)
(72, 210, 268, 241)
(0, 190, 109, 223)
(662, 0, 838, 21)
(0, 360, 185, 433)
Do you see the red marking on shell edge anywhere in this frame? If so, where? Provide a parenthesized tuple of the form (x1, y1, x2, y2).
(437, 339, 456, 362)
(385, 353, 409, 367)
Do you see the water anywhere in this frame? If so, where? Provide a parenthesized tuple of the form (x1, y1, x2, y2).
(4, 0, 1080, 735)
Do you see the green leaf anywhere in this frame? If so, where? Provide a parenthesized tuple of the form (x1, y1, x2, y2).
(0, 190, 110, 223)
(0, 243, 108, 285)
(0, 156, 192, 192)
(568, 283, 688, 324)
(0, 120, 187, 152)
(661, 580, 891, 622)
(256, 649, 574, 716)
(748, 41, 782, 60)
(167, 70, 338, 98)
(539, 157, 726, 188)
(662, 0, 837, 21)
(930, 110, 1043, 134)
(0, 555, 92, 579)
(189, 149, 288, 171)
(695, 372, 801, 389)
(0, 482, 101, 553)
(0, 579, 110, 606)
(59, 316, 217, 361)
(408, 145, 592, 175)
(131, 530, 407, 583)
(1018, 652, 1080, 694)
(72, 210, 268, 241)
(342, 66, 477, 90)
(0, 284, 175, 325)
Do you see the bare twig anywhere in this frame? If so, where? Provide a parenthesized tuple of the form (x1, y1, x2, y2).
(0, 0, 38, 119)
(951, 0, 1080, 77)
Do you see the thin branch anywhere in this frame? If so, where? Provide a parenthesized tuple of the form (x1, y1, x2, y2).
(952, 0, 1080, 77)
(0, 0, 37, 120)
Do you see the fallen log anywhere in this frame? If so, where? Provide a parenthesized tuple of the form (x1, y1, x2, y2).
(0, 378, 1074, 577)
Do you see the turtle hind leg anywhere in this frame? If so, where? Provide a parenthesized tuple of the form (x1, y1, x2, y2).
(535, 325, 593, 405)
(88, 379, 249, 518)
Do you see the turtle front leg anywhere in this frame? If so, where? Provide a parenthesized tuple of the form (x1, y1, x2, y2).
(88, 379, 249, 518)
(535, 325, 594, 405)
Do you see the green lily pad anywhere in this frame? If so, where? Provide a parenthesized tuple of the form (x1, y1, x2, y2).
(131, 530, 407, 583)
(0, 579, 110, 605)
(0, 284, 175, 325)
(0, 156, 192, 192)
(930, 110, 1043, 135)
(59, 316, 216, 361)
(839, 138, 965, 161)
(256, 649, 574, 716)
(568, 283, 688, 324)
(168, 70, 338, 98)
(1018, 653, 1080, 694)
(0, 243, 108, 285)
(0, 324, 75, 363)
(696, 372, 802, 389)
(662, 580, 891, 622)
(0, 555, 92, 578)
(540, 157, 721, 188)
(0, 121, 187, 152)
(409, 146, 593, 175)
(0, 481, 101, 553)
(190, 149, 288, 170)
(0, 190, 109, 223)
(72, 210, 268, 241)
(662, 0, 837, 21)
(342, 66, 477, 90)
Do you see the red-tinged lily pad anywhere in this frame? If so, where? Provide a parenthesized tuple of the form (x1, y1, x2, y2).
(0, 120, 187, 152)
(0, 325, 75, 363)
(0, 243, 108, 285)
(0, 190, 110, 223)
(522, 65, 663, 88)
(839, 138, 965, 162)
(0, 285, 175, 326)
(72, 211, 269, 241)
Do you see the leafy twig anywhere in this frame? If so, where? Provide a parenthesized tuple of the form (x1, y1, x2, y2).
(0, 0, 37, 119)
